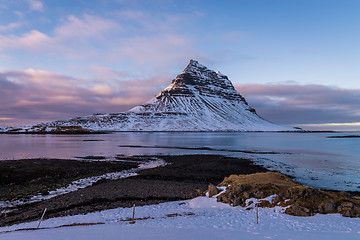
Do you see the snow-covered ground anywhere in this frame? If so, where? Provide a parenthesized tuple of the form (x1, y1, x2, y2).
(1, 191, 359, 240)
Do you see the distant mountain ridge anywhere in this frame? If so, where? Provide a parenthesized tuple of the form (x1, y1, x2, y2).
(0, 60, 297, 133)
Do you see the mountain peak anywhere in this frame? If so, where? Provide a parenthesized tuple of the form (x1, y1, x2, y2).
(183, 59, 206, 72)
(159, 59, 244, 102)
(176, 59, 231, 85)
(1, 60, 297, 132)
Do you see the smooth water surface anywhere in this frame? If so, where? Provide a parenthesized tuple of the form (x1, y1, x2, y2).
(0, 132, 359, 191)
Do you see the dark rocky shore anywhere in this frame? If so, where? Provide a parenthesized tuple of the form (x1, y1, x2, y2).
(0, 158, 139, 203)
(0, 155, 267, 226)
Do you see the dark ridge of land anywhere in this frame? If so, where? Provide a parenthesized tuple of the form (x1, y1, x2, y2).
(0, 131, 112, 135)
(82, 139, 105, 141)
(118, 145, 286, 155)
(0, 154, 268, 227)
(75, 156, 107, 160)
(327, 135, 360, 138)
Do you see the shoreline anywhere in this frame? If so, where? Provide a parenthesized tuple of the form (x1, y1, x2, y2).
(1, 154, 359, 227)
(0, 129, 336, 134)
(0, 154, 268, 226)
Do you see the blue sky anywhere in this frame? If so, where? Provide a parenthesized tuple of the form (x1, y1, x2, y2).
(0, 0, 359, 130)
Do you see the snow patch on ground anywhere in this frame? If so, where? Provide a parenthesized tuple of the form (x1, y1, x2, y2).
(1, 193, 359, 240)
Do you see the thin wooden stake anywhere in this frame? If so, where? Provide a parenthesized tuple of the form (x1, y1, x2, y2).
(37, 208, 47, 229)
(256, 204, 259, 224)
(132, 204, 136, 222)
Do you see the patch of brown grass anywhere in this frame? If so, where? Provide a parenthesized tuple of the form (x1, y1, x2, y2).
(217, 172, 360, 217)
(220, 172, 300, 189)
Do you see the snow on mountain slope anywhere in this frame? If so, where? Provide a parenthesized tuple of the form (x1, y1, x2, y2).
(1, 60, 297, 132)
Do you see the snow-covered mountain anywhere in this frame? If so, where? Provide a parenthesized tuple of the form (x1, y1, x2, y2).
(1, 60, 297, 133)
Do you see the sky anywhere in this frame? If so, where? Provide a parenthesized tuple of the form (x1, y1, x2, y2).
(0, 0, 359, 131)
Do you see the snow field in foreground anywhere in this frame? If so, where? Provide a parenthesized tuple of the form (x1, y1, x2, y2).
(1, 194, 360, 240)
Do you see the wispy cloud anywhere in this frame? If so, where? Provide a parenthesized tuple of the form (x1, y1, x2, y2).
(0, 13, 120, 53)
(0, 11, 196, 70)
(25, 0, 43, 12)
(0, 30, 52, 51)
(0, 21, 22, 32)
(55, 14, 121, 40)
(113, 34, 193, 66)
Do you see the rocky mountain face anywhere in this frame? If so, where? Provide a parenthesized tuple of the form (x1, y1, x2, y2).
(1, 60, 297, 133)
(129, 60, 251, 113)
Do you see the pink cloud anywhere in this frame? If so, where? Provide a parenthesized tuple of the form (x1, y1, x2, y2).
(26, 0, 44, 12)
(234, 83, 360, 125)
(2, 68, 359, 128)
(0, 8, 199, 64)
(54, 14, 121, 40)
(0, 30, 52, 51)
(0, 68, 170, 126)
(112, 10, 185, 33)
(90, 85, 115, 95)
(0, 10, 200, 79)
(0, 21, 22, 32)
(0, 13, 121, 56)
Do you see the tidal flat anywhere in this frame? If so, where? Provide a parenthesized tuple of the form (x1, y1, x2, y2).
(0, 154, 267, 226)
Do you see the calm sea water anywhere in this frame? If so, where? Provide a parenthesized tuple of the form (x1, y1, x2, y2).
(0, 132, 359, 191)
